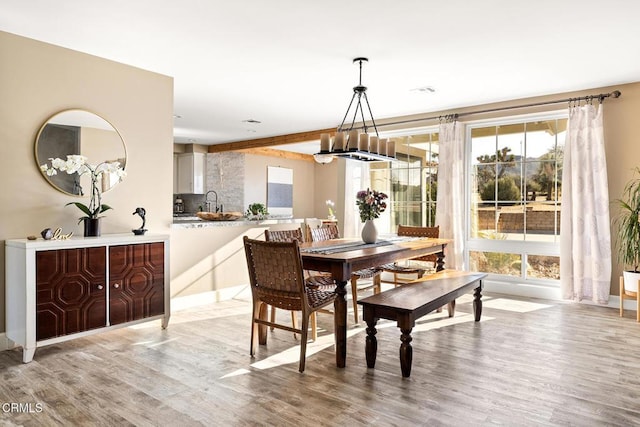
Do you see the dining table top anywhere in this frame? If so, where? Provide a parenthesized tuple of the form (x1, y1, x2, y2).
(299, 236, 450, 282)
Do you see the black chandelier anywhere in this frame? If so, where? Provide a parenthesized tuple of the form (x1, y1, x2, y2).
(314, 57, 396, 164)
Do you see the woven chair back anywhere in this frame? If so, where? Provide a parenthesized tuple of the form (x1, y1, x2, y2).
(397, 225, 440, 262)
(310, 224, 339, 242)
(243, 237, 306, 311)
(265, 228, 304, 243)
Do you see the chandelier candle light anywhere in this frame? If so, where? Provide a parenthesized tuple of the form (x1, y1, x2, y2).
(314, 57, 397, 164)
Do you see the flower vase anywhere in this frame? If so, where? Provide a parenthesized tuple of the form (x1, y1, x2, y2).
(361, 219, 378, 244)
(83, 218, 101, 237)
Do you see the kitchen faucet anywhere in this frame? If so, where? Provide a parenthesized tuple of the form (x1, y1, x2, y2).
(204, 190, 220, 212)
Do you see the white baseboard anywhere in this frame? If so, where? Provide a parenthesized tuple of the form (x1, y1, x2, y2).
(171, 284, 250, 311)
(608, 295, 639, 312)
(484, 280, 562, 301)
(484, 279, 638, 312)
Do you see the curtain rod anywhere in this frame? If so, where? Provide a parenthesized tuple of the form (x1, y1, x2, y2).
(373, 90, 622, 129)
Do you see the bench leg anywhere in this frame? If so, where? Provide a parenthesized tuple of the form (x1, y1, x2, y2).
(399, 328, 413, 378)
(473, 284, 483, 322)
(365, 318, 378, 368)
(447, 300, 456, 317)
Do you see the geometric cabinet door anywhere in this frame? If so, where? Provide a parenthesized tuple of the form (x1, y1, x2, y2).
(109, 242, 165, 326)
(36, 247, 107, 341)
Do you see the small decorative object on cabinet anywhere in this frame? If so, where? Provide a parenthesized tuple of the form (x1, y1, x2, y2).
(5, 233, 170, 363)
(83, 217, 101, 237)
(41, 228, 53, 240)
(132, 207, 147, 235)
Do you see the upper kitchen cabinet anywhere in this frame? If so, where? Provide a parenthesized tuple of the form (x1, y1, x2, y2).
(175, 152, 205, 194)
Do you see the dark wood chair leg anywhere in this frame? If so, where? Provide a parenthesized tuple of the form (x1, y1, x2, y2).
(258, 302, 268, 345)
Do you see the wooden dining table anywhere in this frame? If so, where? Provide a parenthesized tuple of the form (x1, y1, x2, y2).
(299, 236, 450, 368)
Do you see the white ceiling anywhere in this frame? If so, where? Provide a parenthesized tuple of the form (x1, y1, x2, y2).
(2, 1, 639, 148)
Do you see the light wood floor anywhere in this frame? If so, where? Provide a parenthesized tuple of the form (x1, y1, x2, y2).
(1, 288, 640, 426)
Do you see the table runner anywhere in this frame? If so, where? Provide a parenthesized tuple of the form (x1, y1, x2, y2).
(301, 236, 422, 255)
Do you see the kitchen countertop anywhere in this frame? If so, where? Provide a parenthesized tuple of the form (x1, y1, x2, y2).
(172, 215, 304, 228)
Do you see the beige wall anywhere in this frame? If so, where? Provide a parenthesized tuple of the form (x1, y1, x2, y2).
(314, 160, 340, 232)
(244, 153, 316, 218)
(601, 83, 640, 292)
(0, 31, 174, 333)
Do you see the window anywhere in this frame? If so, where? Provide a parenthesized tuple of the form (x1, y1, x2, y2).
(369, 130, 439, 231)
(467, 116, 566, 282)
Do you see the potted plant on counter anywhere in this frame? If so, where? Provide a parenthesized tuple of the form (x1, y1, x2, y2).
(614, 167, 640, 303)
(246, 202, 269, 220)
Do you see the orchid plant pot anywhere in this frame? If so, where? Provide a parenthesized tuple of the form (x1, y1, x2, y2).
(83, 217, 102, 237)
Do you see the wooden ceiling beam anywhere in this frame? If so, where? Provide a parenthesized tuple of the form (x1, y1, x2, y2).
(234, 147, 315, 163)
(208, 127, 336, 153)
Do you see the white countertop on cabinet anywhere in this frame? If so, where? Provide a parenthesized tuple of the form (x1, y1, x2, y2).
(6, 233, 170, 249)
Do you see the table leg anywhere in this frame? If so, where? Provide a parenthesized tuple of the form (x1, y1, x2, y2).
(399, 328, 413, 378)
(365, 318, 378, 368)
(473, 284, 483, 322)
(334, 280, 348, 368)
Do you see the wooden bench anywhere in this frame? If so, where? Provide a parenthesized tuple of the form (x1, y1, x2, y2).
(357, 270, 487, 377)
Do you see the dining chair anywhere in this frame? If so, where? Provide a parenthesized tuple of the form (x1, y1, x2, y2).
(303, 218, 324, 242)
(265, 228, 334, 340)
(309, 224, 382, 324)
(382, 225, 440, 286)
(243, 236, 336, 372)
(309, 223, 339, 242)
(264, 229, 304, 335)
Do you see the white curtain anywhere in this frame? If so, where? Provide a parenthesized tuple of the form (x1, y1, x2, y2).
(342, 160, 370, 238)
(435, 121, 465, 270)
(560, 103, 611, 303)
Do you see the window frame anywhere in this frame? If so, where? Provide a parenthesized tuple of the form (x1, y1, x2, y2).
(377, 126, 440, 230)
(464, 111, 567, 287)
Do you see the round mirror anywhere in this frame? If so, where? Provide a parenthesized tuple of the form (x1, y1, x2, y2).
(35, 109, 127, 196)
